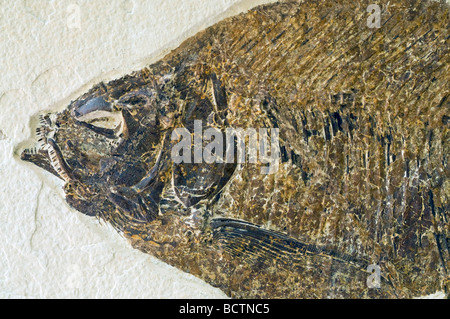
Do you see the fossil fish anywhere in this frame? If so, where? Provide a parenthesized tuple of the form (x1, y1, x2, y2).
(20, 0, 449, 298)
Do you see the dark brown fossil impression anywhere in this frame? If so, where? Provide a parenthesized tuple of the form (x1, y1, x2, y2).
(20, 0, 449, 298)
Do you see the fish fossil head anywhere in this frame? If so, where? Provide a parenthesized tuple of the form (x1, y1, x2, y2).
(19, 68, 237, 230)
(20, 74, 173, 219)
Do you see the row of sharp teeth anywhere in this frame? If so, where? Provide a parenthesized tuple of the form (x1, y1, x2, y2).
(38, 114, 47, 125)
(27, 115, 70, 181)
(23, 141, 70, 182)
(23, 147, 39, 155)
(23, 119, 48, 155)
(36, 116, 50, 150)
(47, 143, 70, 181)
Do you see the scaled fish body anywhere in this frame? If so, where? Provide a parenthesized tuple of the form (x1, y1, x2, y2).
(21, 0, 449, 298)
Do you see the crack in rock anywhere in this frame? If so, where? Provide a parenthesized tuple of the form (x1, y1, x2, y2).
(29, 182, 44, 251)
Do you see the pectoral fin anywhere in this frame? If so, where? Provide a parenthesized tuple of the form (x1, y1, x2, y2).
(210, 218, 367, 270)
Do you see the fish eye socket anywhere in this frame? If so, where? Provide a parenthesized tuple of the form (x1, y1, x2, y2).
(74, 109, 126, 140)
(76, 110, 124, 131)
(88, 116, 120, 130)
